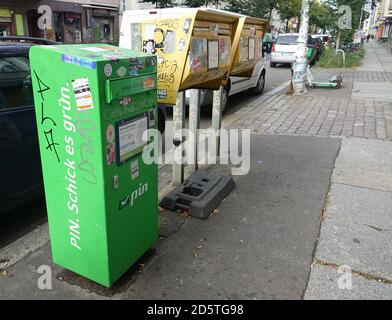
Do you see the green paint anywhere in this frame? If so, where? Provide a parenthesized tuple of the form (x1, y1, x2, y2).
(15, 14, 24, 36)
(30, 44, 158, 287)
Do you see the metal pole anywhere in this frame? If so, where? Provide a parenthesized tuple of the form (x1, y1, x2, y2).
(292, 0, 310, 95)
(188, 89, 200, 173)
(172, 91, 185, 185)
(212, 86, 223, 158)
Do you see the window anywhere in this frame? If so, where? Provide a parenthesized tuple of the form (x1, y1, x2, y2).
(276, 35, 298, 45)
(53, 13, 64, 42)
(63, 13, 82, 43)
(0, 21, 12, 36)
(92, 17, 114, 43)
(0, 56, 33, 110)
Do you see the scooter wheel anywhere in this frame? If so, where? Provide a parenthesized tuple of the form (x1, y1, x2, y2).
(331, 80, 341, 89)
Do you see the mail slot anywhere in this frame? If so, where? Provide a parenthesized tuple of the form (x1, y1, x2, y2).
(105, 74, 157, 103)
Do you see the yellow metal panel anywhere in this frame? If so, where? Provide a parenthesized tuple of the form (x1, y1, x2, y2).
(132, 9, 270, 104)
(0, 9, 11, 17)
(142, 13, 197, 105)
(137, 9, 239, 105)
(230, 16, 269, 77)
(15, 14, 24, 36)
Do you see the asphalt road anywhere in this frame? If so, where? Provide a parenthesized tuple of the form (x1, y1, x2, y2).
(0, 54, 291, 251)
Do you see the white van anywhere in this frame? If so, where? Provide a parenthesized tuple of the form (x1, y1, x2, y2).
(119, 8, 267, 114)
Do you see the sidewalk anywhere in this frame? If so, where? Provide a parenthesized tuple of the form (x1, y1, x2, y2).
(358, 40, 392, 73)
(1, 41, 391, 300)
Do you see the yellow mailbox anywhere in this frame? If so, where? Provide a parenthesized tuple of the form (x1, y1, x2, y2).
(229, 16, 269, 78)
(120, 8, 239, 105)
(120, 9, 269, 105)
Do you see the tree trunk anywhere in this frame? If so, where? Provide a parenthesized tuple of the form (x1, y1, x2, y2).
(292, 0, 310, 96)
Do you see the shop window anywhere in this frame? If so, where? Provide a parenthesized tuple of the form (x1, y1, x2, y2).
(63, 13, 82, 44)
(0, 21, 12, 36)
(92, 17, 114, 43)
(53, 13, 64, 42)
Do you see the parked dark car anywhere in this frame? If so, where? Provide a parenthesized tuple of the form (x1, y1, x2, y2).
(0, 37, 57, 215)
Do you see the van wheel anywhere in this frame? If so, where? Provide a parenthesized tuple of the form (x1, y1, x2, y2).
(250, 72, 265, 95)
(270, 62, 276, 68)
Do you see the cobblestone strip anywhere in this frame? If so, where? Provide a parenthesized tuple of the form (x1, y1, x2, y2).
(224, 93, 392, 140)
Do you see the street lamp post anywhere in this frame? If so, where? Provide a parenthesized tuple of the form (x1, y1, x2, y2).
(292, 0, 310, 95)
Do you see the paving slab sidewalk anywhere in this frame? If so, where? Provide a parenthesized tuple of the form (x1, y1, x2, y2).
(0, 135, 340, 299)
(304, 137, 392, 299)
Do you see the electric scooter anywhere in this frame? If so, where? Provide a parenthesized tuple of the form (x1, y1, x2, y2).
(306, 65, 343, 89)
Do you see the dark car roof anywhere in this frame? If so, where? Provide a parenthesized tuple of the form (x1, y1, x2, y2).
(0, 36, 59, 57)
(0, 43, 32, 56)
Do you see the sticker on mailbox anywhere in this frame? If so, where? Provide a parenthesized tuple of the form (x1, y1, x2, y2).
(71, 77, 94, 111)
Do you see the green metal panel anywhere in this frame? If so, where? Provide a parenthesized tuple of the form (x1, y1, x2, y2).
(30, 44, 158, 287)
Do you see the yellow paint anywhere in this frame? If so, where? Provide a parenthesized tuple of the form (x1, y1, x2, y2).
(0, 9, 12, 18)
(138, 10, 238, 105)
(15, 14, 24, 36)
(230, 17, 269, 77)
(135, 10, 268, 105)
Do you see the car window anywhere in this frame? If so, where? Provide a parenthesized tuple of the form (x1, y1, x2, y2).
(0, 56, 33, 110)
(276, 35, 298, 45)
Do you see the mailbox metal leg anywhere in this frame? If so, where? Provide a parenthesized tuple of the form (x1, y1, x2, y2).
(188, 89, 200, 173)
(172, 91, 186, 185)
(212, 86, 223, 159)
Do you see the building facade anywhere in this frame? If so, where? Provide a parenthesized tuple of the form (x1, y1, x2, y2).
(372, 0, 392, 42)
(0, 0, 120, 44)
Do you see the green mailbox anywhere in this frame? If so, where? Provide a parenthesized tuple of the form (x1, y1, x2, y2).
(30, 44, 158, 287)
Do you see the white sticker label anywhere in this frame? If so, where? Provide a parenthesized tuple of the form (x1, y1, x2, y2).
(131, 160, 139, 180)
(117, 66, 126, 77)
(71, 77, 94, 111)
(81, 47, 108, 52)
(104, 63, 112, 77)
(113, 175, 119, 189)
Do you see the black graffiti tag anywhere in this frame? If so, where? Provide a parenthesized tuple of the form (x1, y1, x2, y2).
(33, 70, 59, 162)
(157, 59, 179, 84)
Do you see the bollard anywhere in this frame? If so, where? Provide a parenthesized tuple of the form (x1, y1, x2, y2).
(172, 91, 186, 185)
(188, 89, 200, 173)
(212, 86, 223, 159)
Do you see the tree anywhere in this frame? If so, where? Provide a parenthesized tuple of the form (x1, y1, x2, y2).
(276, 0, 302, 32)
(309, 0, 336, 33)
(138, 0, 175, 8)
(224, 0, 277, 19)
(184, 0, 222, 8)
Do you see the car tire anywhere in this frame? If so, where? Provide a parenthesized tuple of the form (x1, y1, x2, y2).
(250, 71, 265, 95)
(270, 62, 276, 68)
